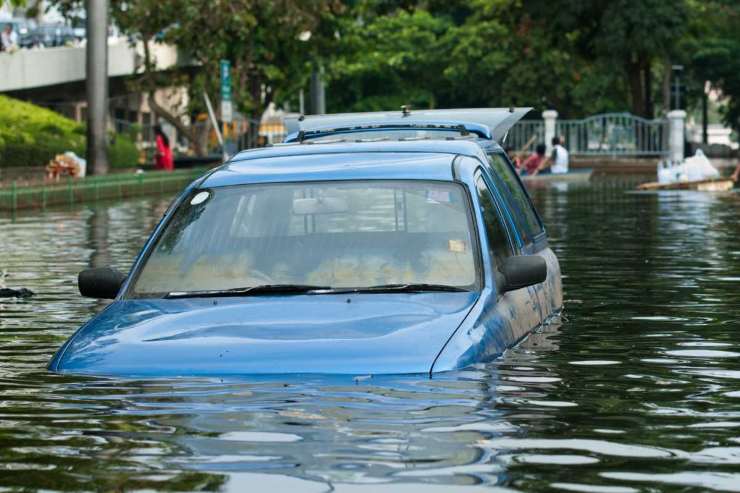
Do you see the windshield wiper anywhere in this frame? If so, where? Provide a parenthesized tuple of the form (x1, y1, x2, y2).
(165, 284, 330, 299)
(324, 283, 470, 294)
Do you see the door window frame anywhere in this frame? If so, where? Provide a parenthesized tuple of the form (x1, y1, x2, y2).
(486, 152, 548, 252)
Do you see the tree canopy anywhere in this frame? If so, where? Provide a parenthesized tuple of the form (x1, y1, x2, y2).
(47, 0, 740, 134)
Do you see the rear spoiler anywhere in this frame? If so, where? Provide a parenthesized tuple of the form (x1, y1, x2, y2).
(286, 107, 533, 143)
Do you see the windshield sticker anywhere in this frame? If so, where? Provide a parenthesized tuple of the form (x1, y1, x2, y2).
(448, 240, 466, 253)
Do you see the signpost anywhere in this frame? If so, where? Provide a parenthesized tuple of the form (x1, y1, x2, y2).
(220, 60, 235, 158)
(220, 60, 233, 123)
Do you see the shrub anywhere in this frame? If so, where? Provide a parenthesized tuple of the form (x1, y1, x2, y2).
(0, 95, 85, 168)
(0, 95, 140, 169)
(109, 133, 140, 168)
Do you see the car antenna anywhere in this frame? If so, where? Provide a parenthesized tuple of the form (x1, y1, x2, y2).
(401, 105, 411, 117)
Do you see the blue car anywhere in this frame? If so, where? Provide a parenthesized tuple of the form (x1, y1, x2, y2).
(49, 139, 562, 377)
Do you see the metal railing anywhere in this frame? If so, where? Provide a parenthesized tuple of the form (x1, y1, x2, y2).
(557, 113, 667, 156)
(505, 120, 544, 152)
(0, 168, 209, 212)
(508, 113, 669, 157)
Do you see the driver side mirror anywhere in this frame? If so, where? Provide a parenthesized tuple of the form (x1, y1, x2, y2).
(500, 255, 547, 293)
(78, 267, 126, 299)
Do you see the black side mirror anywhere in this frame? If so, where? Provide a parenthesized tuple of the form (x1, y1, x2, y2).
(78, 267, 126, 299)
(500, 255, 547, 293)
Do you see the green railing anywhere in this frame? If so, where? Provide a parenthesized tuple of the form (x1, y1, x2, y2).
(0, 168, 210, 212)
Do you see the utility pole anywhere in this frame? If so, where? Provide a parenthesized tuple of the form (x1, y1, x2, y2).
(86, 0, 109, 175)
(309, 64, 325, 115)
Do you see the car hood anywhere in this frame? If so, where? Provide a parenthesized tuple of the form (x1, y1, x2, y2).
(51, 292, 478, 377)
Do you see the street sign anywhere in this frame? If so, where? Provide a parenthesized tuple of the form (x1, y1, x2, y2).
(221, 100, 233, 124)
(220, 59, 231, 101)
(220, 59, 233, 123)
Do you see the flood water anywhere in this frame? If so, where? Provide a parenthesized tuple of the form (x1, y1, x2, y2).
(1, 183, 739, 492)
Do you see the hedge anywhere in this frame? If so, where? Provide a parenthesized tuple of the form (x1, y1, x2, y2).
(0, 95, 138, 169)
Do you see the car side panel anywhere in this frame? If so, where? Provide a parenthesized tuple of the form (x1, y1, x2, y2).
(430, 282, 543, 372)
(537, 246, 563, 315)
(432, 157, 544, 372)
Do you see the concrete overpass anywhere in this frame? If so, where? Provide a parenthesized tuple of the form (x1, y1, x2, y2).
(0, 40, 179, 93)
(0, 39, 190, 147)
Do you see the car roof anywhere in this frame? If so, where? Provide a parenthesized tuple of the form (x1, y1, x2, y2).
(202, 140, 488, 188)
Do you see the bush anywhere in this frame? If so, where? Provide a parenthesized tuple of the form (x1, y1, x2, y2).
(0, 95, 140, 169)
(109, 133, 140, 168)
(0, 95, 85, 168)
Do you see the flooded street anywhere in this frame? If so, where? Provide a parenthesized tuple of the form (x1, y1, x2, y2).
(1, 184, 739, 492)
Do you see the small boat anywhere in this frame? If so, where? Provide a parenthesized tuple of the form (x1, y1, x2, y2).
(522, 169, 593, 183)
(640, 151, 734, 191)
(637, 178, 734, 192)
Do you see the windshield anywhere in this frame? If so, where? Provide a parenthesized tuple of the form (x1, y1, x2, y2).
(130, 180, 479, 297)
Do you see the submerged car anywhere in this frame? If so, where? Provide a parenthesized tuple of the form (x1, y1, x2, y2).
(50, 139, 562, 377)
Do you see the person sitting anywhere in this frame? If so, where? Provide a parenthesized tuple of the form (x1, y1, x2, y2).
(549, 136, 569, 174)
(520, 144, 548, 176)
(1, 25, 18, 52)
(505, 145, 522, 170)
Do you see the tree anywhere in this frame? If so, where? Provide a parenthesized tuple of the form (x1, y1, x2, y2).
(52, 0, 335, 154)
(327, 6, 451, 112)
(689, 0, 740, 133)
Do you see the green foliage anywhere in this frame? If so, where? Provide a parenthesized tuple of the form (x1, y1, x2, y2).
(0, 95, 139, 169)
(109, 133, 140, 169)
(0, 95, 85, 168)
(46, 0, 740, 133)
(689, 1, 740, 132)
(328, 8, 450, 111)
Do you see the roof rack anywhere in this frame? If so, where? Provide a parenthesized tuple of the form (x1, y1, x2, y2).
(295, 122, 472, 143)
(287, 107, 533, 143)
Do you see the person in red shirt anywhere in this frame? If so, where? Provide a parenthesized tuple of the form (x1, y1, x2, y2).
(154, 125, 174, 171)
(732, 160, 739, 182)
(520, 144, 549, 176)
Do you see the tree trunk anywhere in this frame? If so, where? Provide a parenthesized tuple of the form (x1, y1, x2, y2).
(643, 57, 654, 119)
(662, 60, 672, 114)
(147, 93, 206, 156)
(141, 39, 205, 156)
(627, 58, 645, 117)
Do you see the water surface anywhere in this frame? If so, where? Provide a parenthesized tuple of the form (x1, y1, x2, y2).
(1, 184, 739, 492)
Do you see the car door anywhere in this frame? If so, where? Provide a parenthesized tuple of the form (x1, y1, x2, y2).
(484, 153, 555, 319)
(474, 169, 543, 348)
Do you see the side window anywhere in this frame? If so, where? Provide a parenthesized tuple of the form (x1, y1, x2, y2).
(487, 153, 544, 240)
(475, 174, 513, 270)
